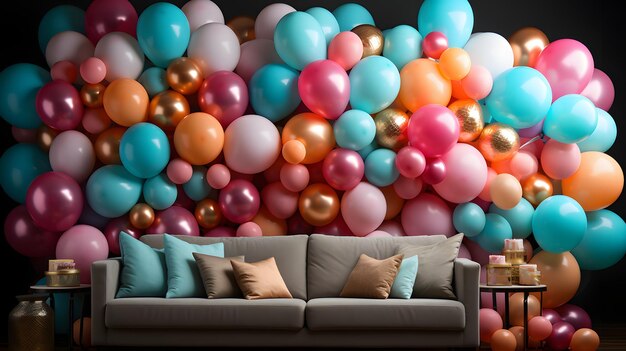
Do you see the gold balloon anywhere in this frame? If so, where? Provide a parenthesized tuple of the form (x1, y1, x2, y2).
(351, 24, 384, 58)
(94, 126, 126, 164)
(36, 125, 59, 152)
(149, 90, 190, 132)
(282, 113, 336, 164)
(166, 57, 204, 95)
(129, 203, 155, 229)
(227, 16, 255, 44)
(509, 27, 549, 67)
(80, 83, 106, 108)
(298, 183, 340, 227)
(477, 123, 520, 162)
(449, 99, 484, 142)
(374, 108, 409, 151)
(195, 199, 223, 230)
(522, 173, 553, 206)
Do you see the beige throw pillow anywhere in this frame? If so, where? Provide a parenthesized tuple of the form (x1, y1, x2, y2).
(230, 257, 293, 300)
(340, 254, 403, 299)
(193, 253, 244, 299)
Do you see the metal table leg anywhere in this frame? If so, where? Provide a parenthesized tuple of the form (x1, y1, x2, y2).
(523, 292, 529, 351)
(504, 292, 510, 329)
(68, 292, 74, 350)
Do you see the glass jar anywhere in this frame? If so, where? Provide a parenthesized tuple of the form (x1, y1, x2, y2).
(8, 294, 54, 351)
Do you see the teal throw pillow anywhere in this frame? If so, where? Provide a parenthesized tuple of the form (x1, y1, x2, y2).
(389, 255, 419, 299)
(164, 234, 224, 298)
(117, 232, 167, 298)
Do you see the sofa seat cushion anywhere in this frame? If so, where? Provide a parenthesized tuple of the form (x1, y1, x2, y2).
(106, 298, 305, 330)
(306, 298, 465, 331)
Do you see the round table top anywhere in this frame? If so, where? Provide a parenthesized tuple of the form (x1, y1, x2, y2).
(30, 284, 91, 292)
(480, 284, 547, 292)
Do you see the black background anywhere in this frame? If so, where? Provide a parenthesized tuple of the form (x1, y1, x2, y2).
(1, 0, 625, 342)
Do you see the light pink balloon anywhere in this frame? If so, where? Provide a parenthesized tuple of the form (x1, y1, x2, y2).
(261, 182, 298, 219)
(377, 220, 406, 236)
(206, 164, 231, 189)
(49, 131, 96, 183)
(341, 182, 386, 237)
(395, 146, 426, 178)
(433, 143, 488, 203)
(299, 60, 350, 119)
(460, 64, 493, 100)
(254, 3, 295, 40)
(580, 68, 615, 111)
(478, 167, 497, 202)
(56, 224, 109, 283)
(236, 39, 284, 83)
(408, 104, 460, 158)
(182, 0, 225, 32)
(203, 226, 236, 237)
(328, 31, 363, 71)
(224, 115, 281, 174)
(458, 243, 472, 260)
(280, 163, 310, 192)
(366, 230, 392, 238)
(401, 193, 455, 236)
(236, 222, 263, 237)
(82, 108, 111, 134)
(509, 151, 538, 181)
(46, 31, 94, 68)
(393, 175, 423, 200)
(188, 23, 241, 77)
(80, 57, 106, 84)
(167, 158, 193, 184)
(322, 148, 364, 190)
(540, 139, 581, 180)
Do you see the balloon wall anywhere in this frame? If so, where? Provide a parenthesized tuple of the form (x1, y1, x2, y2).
(0, 1, 623, 349)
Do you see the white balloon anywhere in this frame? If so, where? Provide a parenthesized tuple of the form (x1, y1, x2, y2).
(188, 23, 240, 77)
(94, 32, 144, 81)
(182, 0, 225, 32)
(223, 115, 281, 174)
(45, 31, 94, 67)
(235, 39, 284, 83)
(49, 130, 96, 183)
(463, 32, 513, 80)
(254, 3, 296, 40)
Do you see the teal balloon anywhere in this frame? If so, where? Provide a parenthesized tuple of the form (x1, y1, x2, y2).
(120, 123, 170, 179)
(349, 56, 401, 114)
(306, 7, 340, 45)
(249, 64, 301, 122)
(418, 0, 474, 48)
(453, 202, 486, 237)
(138, 67, 169, 97)
(475, 213, 512, 253)
(274, 11, 326, 71)
(532, 195, 587, 253)
(0, 63, 50, 129)
(543, 94, 598, 143)
(383, 25, 423, 70)
(137, 2, 190, 68)
(86, 165, 143, 218)
(36, 277, 81, 334)
(0, 144, 51, 203)
(364, 148, 399, 187)
(38, 5, 85, 53)
(489, 198, 534, 239)
(486, 67, 552, 129)
(143, 173, 177, 210)
(357, 138, 379, 160)
(183, 166, 212, 201)
(480, 103, 493, 124)
(577, 108, 617, 152)
(572, 210, 626, 270)
(334, 109, 376, 151)
(332, 3, 375, 32)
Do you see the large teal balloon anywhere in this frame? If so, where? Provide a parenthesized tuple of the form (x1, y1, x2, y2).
(306, 7, 340, 45)
(417, 0, 473, 48)
(572, 210, 626, 270)
(543, 94, 598, 143)
(349, 56, 400, 114)
(86, 165, 143, 218)
(274, 11, 326, 71)
(364, 148, 399, 187)
(332, 3, 375, 31)
(183, 166, 212, 201)
(334, 109, 376, 151)
(577, 108, 617, 152)
(453, 202, 486, 237)
(383, 25, 423, 70)
(0, 144, 51, 203)
(489, 198, 534, 239)
(532, 195, 587, 253)
(143, 173, 177, 210)
(137, 2, 190, 68)
(0, 64, 50, 129)
(120, 123, 170, 179)
(486, 67, 552, 129)
(38, 5, 85, 53)
(475, 213, 512, 253)
(249, 64, 301, 122)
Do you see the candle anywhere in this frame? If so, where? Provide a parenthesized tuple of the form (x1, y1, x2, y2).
(489, 255, 506, 264)
(504, 239, 524, 251)
(519, 264, 540, 285)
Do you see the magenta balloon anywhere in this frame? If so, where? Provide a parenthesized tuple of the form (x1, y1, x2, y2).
(203, 226, 236, 237)
(517, 119, 544, 138)
(147, 206, 200, 236)
(26, 172, 83, 232)
(198, 71, 249, 128)
(580, 68, 615, 111)
(219, 179, 261, 223)
(103, 216, 142, 255)
(546, 321, 575, 350)
(471, 197, 492, 212)
(261, 182, 298, 219)
(85, 0, 138, 43)
(542, 309, 563, 325)
(396, 146, 426, 178)
(535, 39, 594, 101)
(401, 193, 455, 236)
(4, 205, 61, 257)
(341, 182, 386, 236)
(433, 143, 488, 203)
(421, 158, 446, 185)
(315, 214, 353, 236)
(408, 104, 460, 158)
(298, 60, 350, 119)
(36, 80, 84, 131)
(287, 212, 315, 235)
(555, 304, 592, 330)
(322, 148, 364, 190)
(56, 224, 109, 283)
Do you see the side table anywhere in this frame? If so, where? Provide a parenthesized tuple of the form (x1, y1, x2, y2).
(480, 284, 547, 351)
(30, 284, 91, 350)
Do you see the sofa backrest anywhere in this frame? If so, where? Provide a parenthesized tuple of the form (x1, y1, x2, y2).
(307, 234, 447, 299)
(140, 234, 309, 300)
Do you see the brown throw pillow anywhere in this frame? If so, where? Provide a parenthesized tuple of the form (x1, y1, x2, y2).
(230, 257, 292, 300)
(340, 253, 403, 299)
(193, 253, 244, 299)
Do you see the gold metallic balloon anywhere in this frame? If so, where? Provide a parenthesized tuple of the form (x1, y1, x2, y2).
(522, 173, 553, 206)
(227, 16, 255, 44)
(166, 57, 204, 95)
(94, 126, 126, 164)
(374, 108, 409, 151)
(509, 27, 549, 67)
(298, 183, 340, 227)
(129, 203, 155, 229)
(148, 90, 190, 132)
(282, 113, 336, 164)
(195, 199, 222, 229)
(351, 24, 384, 58)
(449, 99, 484, 142)
(80, 83, 106, 108)
(36, 125, 59, 152)
(477, 123, 520, 162)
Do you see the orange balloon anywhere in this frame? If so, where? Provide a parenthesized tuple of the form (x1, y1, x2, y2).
(439, 48, 471, 81)
(95, 126, 126, 164)
(149, 90, 190, 132)
(490, 329, 517, 351)
(451, 79, 470, 100)
(508, 326, 524, 351)
(490, 173, 522, 210)
(399, 58, 451, 112)
(73, 317, 91, 348)
(282, 139, 306, 164)
(522, 173, 553, 206)
(173, 112, 224, 165)
(80, 83, 106, 108)
(129, 203, 155, 229)
(282, 113, 335, 164)
(562, 151, 624, 211)
(166, 57, 204, 95)
(509, 293, 541, 327)
(381, 186, 404, 220)
(195, 199, 222, 229)
(570, 328, 600, 351)
(103, 78, 149, 127)
(529, 251, 580, 309)
(252, 206, 287, 236)
(298, 183, 340, 226)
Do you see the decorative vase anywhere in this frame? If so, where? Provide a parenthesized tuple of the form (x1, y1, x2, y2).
(8, 294, 54, 351)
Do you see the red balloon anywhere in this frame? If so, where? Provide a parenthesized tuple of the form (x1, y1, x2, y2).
(26, 172, 83, 232)
(4, 206, 61, 257)
(103, 216, 142, 255)
(298, 60, 350, 119)
(219, 179, 261, 224)
(322, 148, 364, 190)
(198, 71, 249, 128)
(147, 206, 200, 236)
(287, 213, 314, 235)
(85, 0, 138, 43)
(36, 80, 84, 131)
(423, 32, 449, 59)
(421, 158, 447, 185)
(546, 321, 575, 350)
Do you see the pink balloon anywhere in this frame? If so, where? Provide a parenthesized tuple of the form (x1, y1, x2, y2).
(341, 182, 386, 237)
(328, 31, 363, 71)
(82, 108, 111, 135)
(377, 220, 406, 236)
(315, 214, 353, 236)
(167, 158, 193, 184)
(85, 0, 138, 43)
(540, 139, 581, 180)
(433, 143, 488, 203)
(299, 60, 350, 119)
(288, 212, 315, 235)
(393, 175, 423, 200)
(203, 226, 236, 237)
(206, 164, 231, 189)
(235, 39, 284, 83)
(280, 163, 310, 192)
(422, 31, 448, 60)
(50, 61, 78, 83)
(535, 39, 594, 101)
(198, 71, 249, 128)
(147, 206, 200, 236)
(478, 167, 498, 202)
(529, 316, 554, 341)
(56, 224, 109, 283)
(36, 80, 84, 131)
(408, 104, 460, 158)
(461, 65, 493, 100)
(546, 321, 575, 350)
(401, 193, 455, 236)
(26, 172, 83, 232)
(322, 148, 364, 190)
(80, 57, 107, 84)
(11, 127, 37, 143)
(261, 182, 298, 219)
(104, 217, 142, 256)
(421, 158, 447, 185)
(49, 130, 96, 183)
(4, 206, 61, 258)
(480, 308, 504, 342)
(395, 146, 426, 178)
(458, 243, 472, 260)
(580, 68, 615, 111)
(366, 230, 392, 238)
(219, 179, 261, 223)
(509, 151, 538, 181)
(223, 115, 281, 174)
(236, 222, 263, 237)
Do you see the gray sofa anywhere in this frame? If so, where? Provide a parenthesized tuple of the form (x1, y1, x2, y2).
(91, 234, 480, 348)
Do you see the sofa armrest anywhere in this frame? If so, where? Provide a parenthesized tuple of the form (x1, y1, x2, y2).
(91, 258, 121, 345)
(454, 258, 480, 346)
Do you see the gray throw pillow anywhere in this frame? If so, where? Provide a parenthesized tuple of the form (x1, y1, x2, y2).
(193, 252, 244, 298)
(396, 233, 463, 299)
